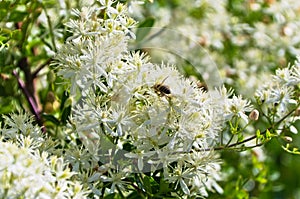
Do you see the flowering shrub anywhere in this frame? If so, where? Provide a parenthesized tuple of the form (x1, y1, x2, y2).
(0, 0, 300, 198)
(54, 2, 230, 196)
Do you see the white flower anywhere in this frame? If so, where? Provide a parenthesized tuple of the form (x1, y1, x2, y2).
(0, 141, 88, 198)
(274, 61, 300, 86)
(99, 0, 118, 17)
(55, 4, 135, 97)
(256, 59, 299, 119)
(290, 57, 300, 84)
(100, 168, 129, 194)
(164, 161, 192, 195)
(125, 150, 156, 171)
(226, 95, 252, 123)
(274, 67, 293, 85)
(102, 105, 133, 136)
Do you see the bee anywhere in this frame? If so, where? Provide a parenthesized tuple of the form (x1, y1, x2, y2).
(152, 77, 171, 97)
(197, 82, 208, 92)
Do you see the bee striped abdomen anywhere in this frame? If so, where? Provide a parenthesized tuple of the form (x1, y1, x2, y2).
(153, 84, 171, 97)
(153, 77, 171, 97)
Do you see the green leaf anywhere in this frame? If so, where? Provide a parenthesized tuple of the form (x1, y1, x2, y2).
(237, 191, 249, 199)
(59, 91, 69, 110)
(59, 91, 71, 124)
(237, 133, 244, 142)
(0, 97, 17, 114)
(42, 113, 60, 125)
(143, 175, 153, 194)
(126, 191, 143, 199)
(136, 17, 155, 42)
(8, 11, 28, 22)
(159, 178, 170, 194)
(103, 193, 117, 199)
(11, 29, 22, 40)
(256, 129, 261, 138)
(265, 129, 275, 141)
(61, 105, 71, 124)
(0, 2, 11, 22)
(0, 35, 9, 43)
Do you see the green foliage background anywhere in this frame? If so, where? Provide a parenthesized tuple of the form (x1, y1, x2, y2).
(1, 0, 300, 198)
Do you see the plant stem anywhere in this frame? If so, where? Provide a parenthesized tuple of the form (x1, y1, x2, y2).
(13, 69, 45, 132)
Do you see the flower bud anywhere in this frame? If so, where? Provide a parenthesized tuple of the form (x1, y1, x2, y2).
(44, 102, 53, 114)
(294, 108, 300, 116)
(249, 109, 259, 121)
(46, 91, 56, 103)
(283, 136, 293, 143)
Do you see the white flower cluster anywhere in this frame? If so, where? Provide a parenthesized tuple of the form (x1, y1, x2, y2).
(55, 1, 136, 96)
(0, 113, 88, 199)
(256, 57, 300, 120)
(54, 0, 255, 197)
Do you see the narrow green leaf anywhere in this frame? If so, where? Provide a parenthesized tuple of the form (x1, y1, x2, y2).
(61, 106, 71, 124)
(136, 17, 155, 42)
(60, 91, 69, 110)
(42, 113, 60, 125)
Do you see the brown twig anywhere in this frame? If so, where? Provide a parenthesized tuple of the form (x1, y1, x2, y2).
(13, 69, 45, 133)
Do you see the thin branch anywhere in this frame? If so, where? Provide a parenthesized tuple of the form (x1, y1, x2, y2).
(13, 70, 45, 132)
(212, 133, 263, 151)
(210, 105, 300, 152)
(32, 58, 52, 78)
(274, 105, 300, 127)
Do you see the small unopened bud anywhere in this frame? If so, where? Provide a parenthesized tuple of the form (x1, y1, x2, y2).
(44, 102, 53, 113)
(46, 91, 56, 103)
(283, 136, 293, 143)
(249, 109, 259, 121)
(294, 108, 300, 116)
